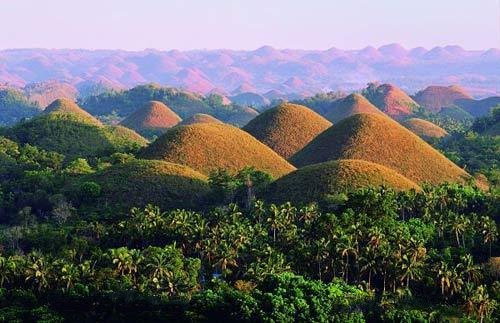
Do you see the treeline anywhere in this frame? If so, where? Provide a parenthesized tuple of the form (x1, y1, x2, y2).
(0, 182, 498, 321)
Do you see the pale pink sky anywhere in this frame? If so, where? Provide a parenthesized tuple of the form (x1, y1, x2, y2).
(1, 0, 499, 50)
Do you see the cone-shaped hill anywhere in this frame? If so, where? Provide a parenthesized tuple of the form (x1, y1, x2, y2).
(67, 159, 210, 212)
(120, 100, 181, 137)
(140, 123, 296, 178)
(243, 103, 332, 159)
(267, 159, 420, 204)
(226, 107, 259, 127)
(363, 84, 419, 118)
(290, 113, 470, 185)
(325, 93, 385, 123)
(403, 118, 449, 140)
(413, 85, 472, 112)
(7, 99, 147, 159)
(178, 113, 222, 126)
(43, 98, 102, 126)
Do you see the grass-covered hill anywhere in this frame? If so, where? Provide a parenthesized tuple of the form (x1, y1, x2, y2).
(225, 106, 259, 127)
(178, 113, 223, 126)
(454, 96, 500, 117)
(120, 100, 181, 137)
(7, 99, 147, 159)
(362, 83, 420, 118)
(243, 103, 332, 159)
(403, 118, 449, 140)
(0, 88, 40, 125)
(67, 159, 210, 212)
(413, 85, 472, 112)
(324, 93, 385, 123)
(267, 159, 420, 204)
(140, 123, 296, 178)
(290, 113, 470, 185)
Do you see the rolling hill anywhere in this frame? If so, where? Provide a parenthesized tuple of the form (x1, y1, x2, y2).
(363, 83, 419, 118)
(324, 93, 385, 123)
(267, 159, 420, 204)
(0, 88, 40, 125)
(290, 113, 470, 185)
(69, 159, 210, 212)
(403, 118, 449, 140)
(178, 113, 222, 126)
(413, 85, 472, 112)
(7, 99, 147, 159)
(454, 97, 500, 117)
(243, 103, 332, 158)
(120, 100, 181, 137)
(140, 123, 295, 178)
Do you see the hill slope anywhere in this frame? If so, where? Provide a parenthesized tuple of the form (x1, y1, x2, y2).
(140, 123, 295, 178)
(178, 113, 222, 126)
(325, 93, 385, 123)
(267, 159, 420, 204)
(403, 118, 449, 140)
(413, 85, 473, 112)
(363, 83, 419, 118)
(8, 99, 147, 159)
(290, 113, 469, 185)
(243, 103, 332, 158)
(69, 159, 209, 212)
(120, 100, 181, 136)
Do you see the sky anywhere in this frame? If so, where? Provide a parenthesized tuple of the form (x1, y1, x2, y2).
(1, 0, 499, 50)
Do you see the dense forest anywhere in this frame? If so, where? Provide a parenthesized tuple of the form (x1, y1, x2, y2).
(0, 82, 498, 322)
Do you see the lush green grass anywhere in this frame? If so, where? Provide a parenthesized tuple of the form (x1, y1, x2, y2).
(67, 159, 210, 212)
(243, 103, 332, 159)
(290, 113, 470, 185)
(140, 123, 296, 178)
(267, 159, 420, 204)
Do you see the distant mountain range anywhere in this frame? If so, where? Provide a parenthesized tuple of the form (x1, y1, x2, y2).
(0, 44, 498, 98)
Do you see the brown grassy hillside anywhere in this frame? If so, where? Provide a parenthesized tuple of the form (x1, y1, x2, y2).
(325, 93, 385, 123)
(140, 123, 295, 178)
(44, 98, 102, 126)
(243, 103, 332, 158)
(267, 159, 420, 204)
(120, 100, 181, 134)
(290, 113, 470, 185)
(178, 113, 222, 126)
(71, 159, 209, 212)
(413, 85, 472, 112)
(364, 83, 419, 118)
(403, 118, 449, 139)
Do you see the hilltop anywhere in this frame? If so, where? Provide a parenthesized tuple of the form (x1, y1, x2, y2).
(120, 100, 181, 137)
(290, 113, 470, 185)
(403, 118, 449, 140)
(7, 99, 147, 159)
(454, 97, 500, 117)
(140, 123, 295, 178)
(243, 103, 332, 158)
(363, 83, 419, 118)
(0, 88, 40, 125)
(413, 85, 472, 112)
(68, 159, 209, 212)
(178, 113, 222, 126)
(267, 159, 420, 204)
(324, 93, 385, 123)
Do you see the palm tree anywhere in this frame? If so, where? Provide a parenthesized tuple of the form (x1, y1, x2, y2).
(479, 216, 498, 257)
(458, 254, 482, 285)
(336, 235, 358, 282)
(25, 251, 52, 292)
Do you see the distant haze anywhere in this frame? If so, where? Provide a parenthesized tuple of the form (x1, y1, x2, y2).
(0, 0, 499, 50)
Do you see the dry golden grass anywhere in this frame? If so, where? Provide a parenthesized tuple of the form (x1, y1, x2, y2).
(267, 159, 420, 204)
(413, 85, 472, 112)
(403, 118, 449, 139)
(120, 100, 181, 134)
(43, 98, 102, 126)
(325, 93, 385, 123)
(140, 123, 296, 178)
(290, 113, 470, 185)
(77, 159, 209, 211)
(243, 103, 332, 159)
(365, 84, 419, 118)
(179, 113, 222, 126)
